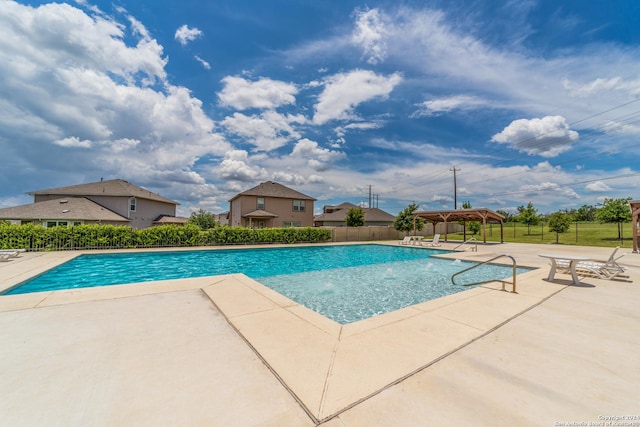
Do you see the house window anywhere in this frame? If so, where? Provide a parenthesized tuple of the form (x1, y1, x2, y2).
(283, 222, 301, 228)
(45, 221, 69, 228)
(129, 197, 137, 212)
(257, 197, 265, 210)
(292, 200, 305, 212)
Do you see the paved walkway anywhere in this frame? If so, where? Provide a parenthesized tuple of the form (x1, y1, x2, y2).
(1, 242, 638, 426)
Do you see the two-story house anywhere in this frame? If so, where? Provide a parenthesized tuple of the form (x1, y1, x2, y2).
(0, 179, 184, 229)
(228, 181, 316, 228)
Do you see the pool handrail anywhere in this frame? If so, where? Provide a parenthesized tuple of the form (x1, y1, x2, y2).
(453, 237, 477, 252)
(451, 254, 517, 293)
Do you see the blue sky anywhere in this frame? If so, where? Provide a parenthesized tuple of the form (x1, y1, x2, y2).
(1, 0, 639, 217)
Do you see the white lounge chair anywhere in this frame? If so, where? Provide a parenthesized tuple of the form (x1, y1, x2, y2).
(421, 234, 441, 247)
(556, 247, 628, 280)
(0, 253, 12, 262)
(399, 236, 413, 245)
(0, 250, 20, 258)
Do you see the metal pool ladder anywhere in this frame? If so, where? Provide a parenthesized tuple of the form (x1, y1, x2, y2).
(451, 254, 517, 293)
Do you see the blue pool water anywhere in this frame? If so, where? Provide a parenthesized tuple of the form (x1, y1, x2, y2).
(4, 244, 530, 323)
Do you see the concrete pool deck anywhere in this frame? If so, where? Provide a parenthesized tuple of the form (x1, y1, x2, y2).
(1, 242, 639, 426)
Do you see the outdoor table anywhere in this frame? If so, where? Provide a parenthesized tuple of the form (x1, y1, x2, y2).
(538, 253, 591, 285)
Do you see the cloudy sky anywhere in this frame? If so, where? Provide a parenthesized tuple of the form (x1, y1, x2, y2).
(1, 0, 639, 216)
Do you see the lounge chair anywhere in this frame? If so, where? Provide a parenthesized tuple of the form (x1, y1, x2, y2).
(0, 250, 20, 258)
(421, 234, 441, 247)
(556, 247, 628, 280)
(0, 253, 12, 262)
(400, 236, 413, 245)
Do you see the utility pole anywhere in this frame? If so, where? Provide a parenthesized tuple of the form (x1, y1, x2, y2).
(368, 185, 372, 208)
(450, 166, 460, 209)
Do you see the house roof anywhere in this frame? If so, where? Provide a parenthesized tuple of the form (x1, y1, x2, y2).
(242, 209, 279, 218)
(314, 203, 396, 222)
(230, 181, 316, 201)
(28, 179, 178, 205)
(153, 215, 189, 225)
(0, 197, 130, 223)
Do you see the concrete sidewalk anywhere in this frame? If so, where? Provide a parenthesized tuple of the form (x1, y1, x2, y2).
(1, 242, 638, 426)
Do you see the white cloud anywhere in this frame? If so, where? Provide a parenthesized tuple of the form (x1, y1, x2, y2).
(221, 111, 304, 151)
(585, 181, 612, 192)
(563, 76, 640, 97)
(352, 8, 388, 65)
(174, 24, 203, 46)
(518, 182, 580, 199)
(290, 138, 346, 170)
(412, 95, 488, 117)
(431, 194, 454, 206)
(600, 120, 640, 135)
(271, 171, 306, 185)
(313, 70, 402, 125)
(217, 150, 268, 181)
(491, 116, 579, 157)
(194, 55, 211, 70)
(54, 136, 92, 148)
(218, 76, 298, 110)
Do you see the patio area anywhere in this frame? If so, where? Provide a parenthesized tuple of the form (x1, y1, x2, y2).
(1, 242, 638, 426)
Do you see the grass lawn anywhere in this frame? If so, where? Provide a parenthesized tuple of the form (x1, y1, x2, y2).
(446, 221, 636, 248)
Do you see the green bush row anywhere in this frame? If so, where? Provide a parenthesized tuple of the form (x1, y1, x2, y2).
(0, 223, 332, 251)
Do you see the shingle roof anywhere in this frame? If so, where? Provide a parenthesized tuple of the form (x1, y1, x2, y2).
(153, 215, 189, 225)
(0, 197, 130, 222)
(313, 204, 396, 222)
(28, 179, 178, 205)
(230, 181, 316, 201)
(242, 209, 279, 218)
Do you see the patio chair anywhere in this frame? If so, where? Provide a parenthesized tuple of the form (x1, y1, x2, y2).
(421, 234, 441, 247)
(556, 247, 628, 280)
(0, 250, 19, 258)
(399, 236, 413, 245)
(0, 253, 12, 262)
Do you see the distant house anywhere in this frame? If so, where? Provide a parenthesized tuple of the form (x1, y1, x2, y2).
(0, 179, 185, 229)
(216, 211, 229, 226)
(313, 202, 396, 226)
(228, 181, 316, 228)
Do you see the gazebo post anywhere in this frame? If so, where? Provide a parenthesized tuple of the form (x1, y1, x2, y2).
(463, 221, 467, 242)
(482, 218, 487, 243)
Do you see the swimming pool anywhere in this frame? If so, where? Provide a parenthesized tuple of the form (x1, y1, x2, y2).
(4, 244, 530, 323)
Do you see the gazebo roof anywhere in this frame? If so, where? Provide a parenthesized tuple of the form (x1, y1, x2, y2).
(414, 208, 504, 223)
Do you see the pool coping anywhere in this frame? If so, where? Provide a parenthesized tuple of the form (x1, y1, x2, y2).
(0, 241, 567, 422)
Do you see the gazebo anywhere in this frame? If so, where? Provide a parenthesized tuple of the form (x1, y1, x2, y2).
(630, 200, 640, 253)
(413, 208, 505, 244)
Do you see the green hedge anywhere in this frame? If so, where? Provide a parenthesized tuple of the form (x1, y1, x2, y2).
(0, 223, 332, 251)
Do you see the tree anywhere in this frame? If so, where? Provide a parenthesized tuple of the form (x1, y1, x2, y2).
(496, 209, 514, 222)
(516, 202, 540, 235)
(596, 197, 632, 239)
(574, 204, 597, 222)
(461, 201, 481, 235)
(393, 203, 424, 233)
(547, 211, 572, 243)
(345, 207, 365, 227)
(187, 208, 217, 230)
